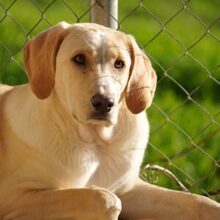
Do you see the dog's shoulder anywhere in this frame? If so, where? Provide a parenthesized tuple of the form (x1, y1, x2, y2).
(0, 84, 13, 125)
(0, 84, 13, 96)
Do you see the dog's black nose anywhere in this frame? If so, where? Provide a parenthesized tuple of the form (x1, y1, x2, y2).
(91, 94, 114, 113)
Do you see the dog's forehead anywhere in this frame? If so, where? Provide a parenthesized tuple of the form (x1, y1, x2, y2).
(69, 23, 116, 37)
(63, 23, 129, 51)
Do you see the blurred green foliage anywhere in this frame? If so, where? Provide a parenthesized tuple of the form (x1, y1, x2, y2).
(0, 0, 219, 200)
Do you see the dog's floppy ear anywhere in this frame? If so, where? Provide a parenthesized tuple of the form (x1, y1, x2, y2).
(23, 22, 70, 99)
(126, 36, 157, 114)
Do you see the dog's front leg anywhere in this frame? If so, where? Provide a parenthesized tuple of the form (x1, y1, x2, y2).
(4, 187, 121, 220)
(119, 179, 220, 220)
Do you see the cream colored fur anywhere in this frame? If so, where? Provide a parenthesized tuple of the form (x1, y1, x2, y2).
(0, 22, 219, 220)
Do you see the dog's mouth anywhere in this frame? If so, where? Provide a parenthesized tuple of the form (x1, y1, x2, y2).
(72, 111, 116, 127)
(89, 111, 115, 126)
(91, 111, 110, 120)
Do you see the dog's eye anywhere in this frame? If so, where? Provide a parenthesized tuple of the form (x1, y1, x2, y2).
(114, 60, 125, 69)
(73, 54, 86, 65)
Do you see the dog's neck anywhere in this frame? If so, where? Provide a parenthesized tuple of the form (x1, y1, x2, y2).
(77, 122, 115, 144)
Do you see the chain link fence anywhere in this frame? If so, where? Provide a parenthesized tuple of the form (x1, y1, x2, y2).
(0, 0, 219, 201)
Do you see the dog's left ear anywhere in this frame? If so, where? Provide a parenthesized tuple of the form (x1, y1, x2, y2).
(126, 36, 157, 114)
(23, 22, 70, 99)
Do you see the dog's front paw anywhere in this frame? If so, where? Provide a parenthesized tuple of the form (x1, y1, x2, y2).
(88, 186, 122, 220)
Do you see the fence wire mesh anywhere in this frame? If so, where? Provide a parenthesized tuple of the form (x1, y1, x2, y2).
(0, 0, 219, 201)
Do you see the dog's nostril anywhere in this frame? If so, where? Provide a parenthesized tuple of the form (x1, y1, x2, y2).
(91, 94, 114, 113)
(93, 101, 102, 110)
(107, 100, 114, 112)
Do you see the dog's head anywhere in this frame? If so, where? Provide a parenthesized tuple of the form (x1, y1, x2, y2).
(24, 22, 157, 125)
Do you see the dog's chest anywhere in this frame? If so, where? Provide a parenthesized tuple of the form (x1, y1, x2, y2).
(51, 136, 141, 193)
(49, 119, 147, 193)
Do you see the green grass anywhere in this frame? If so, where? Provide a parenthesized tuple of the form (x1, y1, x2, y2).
(145, 90, 220, 200)
(0, 0, 219, 201)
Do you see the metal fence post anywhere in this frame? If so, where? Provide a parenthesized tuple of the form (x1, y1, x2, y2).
(89, 0, 118, 29)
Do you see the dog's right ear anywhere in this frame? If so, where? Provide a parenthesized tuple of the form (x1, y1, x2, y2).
(23, 22, 70, 99)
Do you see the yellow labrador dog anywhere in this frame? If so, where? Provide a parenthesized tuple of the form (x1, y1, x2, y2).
(0, 22, 219, 220)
